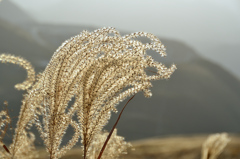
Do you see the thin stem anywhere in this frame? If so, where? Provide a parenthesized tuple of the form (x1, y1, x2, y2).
(97, 94, 135, 159)
(3, 145, 10, 154)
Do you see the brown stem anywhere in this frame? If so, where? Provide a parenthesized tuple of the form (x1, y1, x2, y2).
(84, 146, 87, 159)
(97, 94, 135, 159)
(3, 145, 10, 154)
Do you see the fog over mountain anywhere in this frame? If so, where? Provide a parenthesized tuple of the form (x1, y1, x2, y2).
(8, 0, 240, 80)
(0, 0, 36, 28)
(0, 1, 240, 144)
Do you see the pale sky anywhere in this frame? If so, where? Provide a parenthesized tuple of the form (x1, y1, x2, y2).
(9, 0, 240, 79)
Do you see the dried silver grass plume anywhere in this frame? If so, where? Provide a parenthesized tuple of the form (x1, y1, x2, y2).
(201, 133, 230, 159)
(0, 54, 35, 90)
(9, 131, 38, 159)
(33, 27, 175, 158)
(0, 27, 176, 159)
(0, 102, 38, 159)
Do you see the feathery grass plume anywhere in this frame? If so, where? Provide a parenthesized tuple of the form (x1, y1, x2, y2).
(0, 102, 38, 159)
(1, 131, 38, 159)
(0, 56, 39, 158)
(0, 54, 39, 158)
(9, 131, 38, 159)
(0, 54, 36, 90)
(88, 129, 131, 159)
(0, 27, 175, 159)
(36, 27, 175, 158)
(201, 133, 230, 159)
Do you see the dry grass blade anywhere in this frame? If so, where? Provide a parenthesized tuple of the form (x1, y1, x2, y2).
(97, 95, 135, 159)
(3, 145, 10, 154)
(88, 129, 131, 159)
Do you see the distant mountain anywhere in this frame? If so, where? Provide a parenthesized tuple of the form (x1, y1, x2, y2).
(0, 0, 36, 28)
(0, 17, 51, 66)
(0, 1, 240, 144)
(31, 24, 97, 51)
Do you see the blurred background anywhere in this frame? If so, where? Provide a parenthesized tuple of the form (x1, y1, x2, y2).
(0, 0, 240, 145)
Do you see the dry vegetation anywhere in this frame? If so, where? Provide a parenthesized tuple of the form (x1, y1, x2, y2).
(0, 27, 177, 158)
(36, 134, 238, 159)
(124, 134, 238, 159)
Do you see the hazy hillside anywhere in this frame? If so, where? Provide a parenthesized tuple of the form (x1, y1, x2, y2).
(0, 0, 35, 28)
(0, 1, 240, 145)
(0, 18, 50, 63)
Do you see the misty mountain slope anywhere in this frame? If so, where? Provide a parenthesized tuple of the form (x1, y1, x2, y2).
(0, 0, 36, 27)
(196, 59, 240, 96)
(0, 18, 52, 67)
(36, 24, 97, 50)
